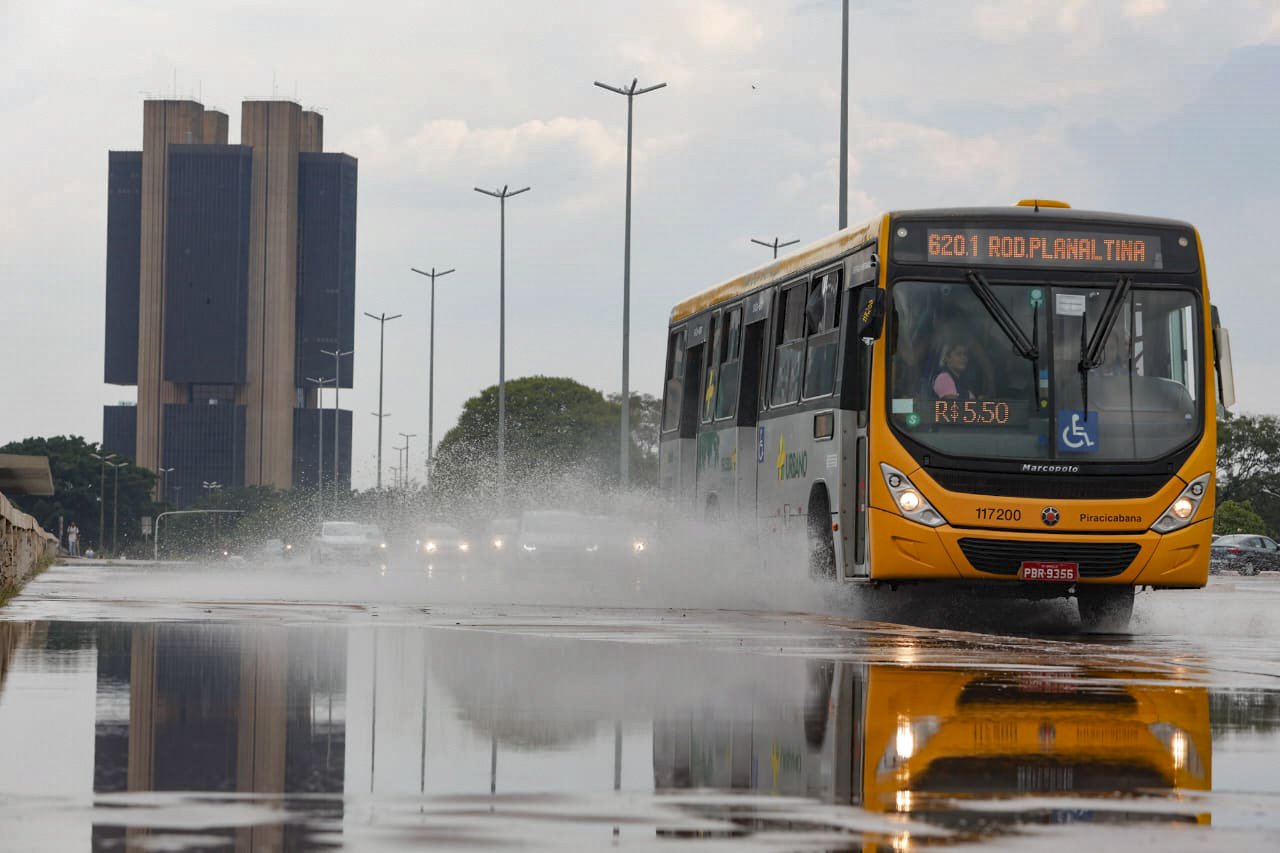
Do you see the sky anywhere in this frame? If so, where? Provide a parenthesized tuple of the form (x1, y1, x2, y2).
(1, 0, 1278, 487)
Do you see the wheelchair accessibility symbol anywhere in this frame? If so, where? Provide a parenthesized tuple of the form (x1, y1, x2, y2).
(1057, 410, 1099, 453)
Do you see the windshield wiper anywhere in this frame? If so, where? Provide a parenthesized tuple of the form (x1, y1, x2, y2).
(965, 271, 1040, 407)
(1077, 276, 1133, 411)
(965, 271, 1039, 361)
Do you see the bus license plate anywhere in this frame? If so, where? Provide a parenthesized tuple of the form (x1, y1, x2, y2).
(1019, 561, 1079, 582)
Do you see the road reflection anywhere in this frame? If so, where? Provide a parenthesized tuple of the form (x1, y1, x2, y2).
(0, 619, 1260, 848)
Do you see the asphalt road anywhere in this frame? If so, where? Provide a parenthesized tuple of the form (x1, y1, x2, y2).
(1, 556, 1278, 851)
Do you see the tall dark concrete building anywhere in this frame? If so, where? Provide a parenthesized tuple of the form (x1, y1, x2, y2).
(102, 99, 356, 504)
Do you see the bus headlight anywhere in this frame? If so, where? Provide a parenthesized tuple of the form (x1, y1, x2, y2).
(1151, 473, 1211, 533)
(880, 464, 946, 528)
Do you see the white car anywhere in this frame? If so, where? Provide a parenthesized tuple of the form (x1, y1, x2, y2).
(419, 524, 471, 560)
(516, 510, 599, 562)
(311, 521, 387, 564)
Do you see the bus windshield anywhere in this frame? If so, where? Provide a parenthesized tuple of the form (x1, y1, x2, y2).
(888, 278, 1201, 462)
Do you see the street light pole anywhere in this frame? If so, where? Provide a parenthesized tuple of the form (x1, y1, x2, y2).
(398, 433, 417, 489)
(307, 376, 336, 522)
(109, 459, 128, 556)
(750, 237, 801, 259)
(159, 467, 175, 505)
(320, 347, 353, 502)
(91, 452, 116, 552)
(595, 77, 665, 490)
(474, 186, 530, 503)
(364, 312, 403, 490)
(410, 266, 454, 492)
(839, 0, 849, 230)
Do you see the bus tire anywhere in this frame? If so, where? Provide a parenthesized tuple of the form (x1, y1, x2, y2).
(807, 486, 836, 581)
(1076, 585, 1134, 633)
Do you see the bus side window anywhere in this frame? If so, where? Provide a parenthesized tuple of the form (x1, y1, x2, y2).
(770, 283, 806, 406)
(715, 307, 743, 420)
(803, 270, 842, 399)
(662, 329, 686, 433)
(701, 314, 720, 423)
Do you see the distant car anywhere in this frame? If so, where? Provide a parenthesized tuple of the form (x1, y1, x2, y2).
(419, 524, 471, 560)
(311, 521, 387, 564)
(486, 517, 519, 555)
(255, 538, 295, 561)
(1210, 533, 1280, 575)
(515, 510, 599, 562)
(588, 515, 652, 559)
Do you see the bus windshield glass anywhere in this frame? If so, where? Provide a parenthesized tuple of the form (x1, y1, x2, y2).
(888, 279, 1201, 461)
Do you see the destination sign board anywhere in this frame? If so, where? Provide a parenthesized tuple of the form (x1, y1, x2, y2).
(924, 228, 1164, 270)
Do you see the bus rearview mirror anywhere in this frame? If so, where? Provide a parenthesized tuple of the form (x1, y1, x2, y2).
(855, 288, 885, 341)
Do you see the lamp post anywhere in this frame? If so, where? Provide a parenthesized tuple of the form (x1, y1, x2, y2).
(320, 347, 353, 501)
(750, 237, 800, 259)
(308, 376, 336, 522)
(839, 0, 849, 229)
(91, 452, 116, 552)
(398, 433, 417, 490)
(594, 77, 665, 490)
(159, 467, 175, 505)
(409, 266, 454, 492)
(108, 459, 128, 556)
(474, 185, 530, 503)
(364, 312, 403, 490)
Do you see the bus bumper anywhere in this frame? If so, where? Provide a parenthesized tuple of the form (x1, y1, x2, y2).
(868, 510, 1210, 588)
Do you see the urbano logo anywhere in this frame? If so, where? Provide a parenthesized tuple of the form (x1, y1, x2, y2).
(776, 436, 808, 481)
(1021, 463, 1081, 474)
(1041, 506, 1062, 527)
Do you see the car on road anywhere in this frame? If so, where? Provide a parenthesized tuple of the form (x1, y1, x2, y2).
(1210, 533, 1280, 575)
(419, 524, 471, 561)
(515, 510, 599, 562)
(486, 517, 519, 556)
(311, 521, 387, 564)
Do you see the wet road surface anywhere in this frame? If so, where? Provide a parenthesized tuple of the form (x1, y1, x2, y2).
(2, 557, 1280, 851)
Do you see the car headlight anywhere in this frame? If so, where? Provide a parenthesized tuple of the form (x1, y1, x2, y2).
(585, 544, 599, 553)
(458, 542, 470, 552)
(284, 543, 293, 551)
(880, 464, 946, 527)
(632, 540, 646, 553)
(522, 543, 537, 552)
(492, 537, 504, 550)
(379, 542, 387, 549)
(1151, 473, 1210, 533)
(425, 541, 437, 553)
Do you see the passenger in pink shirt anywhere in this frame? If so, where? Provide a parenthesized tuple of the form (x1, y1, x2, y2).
(933, 343, 976, 400)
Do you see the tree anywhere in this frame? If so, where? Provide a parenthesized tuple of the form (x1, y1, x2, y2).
(0, 435, 157, 553)
(1214, 500, 1267, 536)
(1217, 412, 1280, 503)
(434, 377, 656, 517)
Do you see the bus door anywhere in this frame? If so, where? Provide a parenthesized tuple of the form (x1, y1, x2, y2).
(699, 304, 751, 529)
(838, 248, 883, 578)
(695, 310, 725, 517)
(659, 323, 701, 507)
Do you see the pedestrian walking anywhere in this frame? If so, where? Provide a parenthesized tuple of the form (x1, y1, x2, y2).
(67, 522, 80, 557)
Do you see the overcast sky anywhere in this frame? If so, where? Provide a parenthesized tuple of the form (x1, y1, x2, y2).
(2, 0, 1277, 487)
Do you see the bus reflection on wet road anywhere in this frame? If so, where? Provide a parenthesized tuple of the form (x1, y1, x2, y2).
(4, 594, 1280, 852)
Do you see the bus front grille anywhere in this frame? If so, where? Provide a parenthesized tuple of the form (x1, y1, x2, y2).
(928, 469, 1168, 500)
(958, 538, 1142, 579)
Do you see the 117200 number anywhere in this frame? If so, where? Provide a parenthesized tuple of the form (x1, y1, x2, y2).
(976, 507, 1022, 522)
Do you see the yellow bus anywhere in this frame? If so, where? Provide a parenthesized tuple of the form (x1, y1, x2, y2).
(654, 662, 1212, 836)
(659, 201, 1235, 629)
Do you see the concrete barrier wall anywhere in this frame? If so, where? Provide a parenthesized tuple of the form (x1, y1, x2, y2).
(0, 490, 57, 591)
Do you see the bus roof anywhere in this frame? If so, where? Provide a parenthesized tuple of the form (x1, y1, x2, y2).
(668, 205, 1196, 325)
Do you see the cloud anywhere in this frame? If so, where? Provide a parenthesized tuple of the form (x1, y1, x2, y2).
(1124, 0, 1168, 18)
(688, 0, 765, 53)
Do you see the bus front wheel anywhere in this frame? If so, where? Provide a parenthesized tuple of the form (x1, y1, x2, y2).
(1076, 585, 1134, 633)
(807, 488, 836, 581)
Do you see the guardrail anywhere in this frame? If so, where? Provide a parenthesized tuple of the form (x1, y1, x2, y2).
(1, 490, 58, 592)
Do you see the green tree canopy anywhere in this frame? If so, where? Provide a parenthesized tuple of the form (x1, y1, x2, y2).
(434, 377, 656, 516)
(0, 435, 157, 553)
(1216, 412, 1280, 536)
(1214, 500, 1267, 536)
